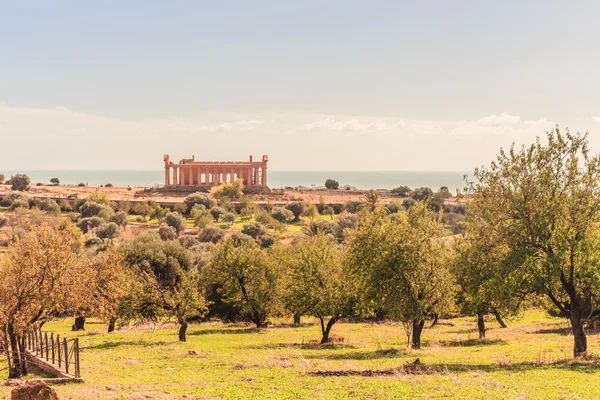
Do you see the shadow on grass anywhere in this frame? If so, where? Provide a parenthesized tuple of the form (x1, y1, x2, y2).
(243, 342, 358, 350)
(529, 328, 572, 336)
(82, 340, 171, 350)
(189, 327, 262, 336)
(303, 348, 406, 361)
(309, 358, 600, 377)
(439, 338, 506, 347)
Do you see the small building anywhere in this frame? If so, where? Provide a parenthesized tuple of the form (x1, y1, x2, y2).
(163, 155, 268, 187)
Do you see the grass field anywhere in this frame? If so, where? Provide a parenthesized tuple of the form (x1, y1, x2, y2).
(2, 310, 600, 399)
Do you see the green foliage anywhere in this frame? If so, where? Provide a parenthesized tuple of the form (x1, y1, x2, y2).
(50, 177, 60, 186)
(36, 198, 60, 214)
(0, 173, 4, 184)
(184, 192, 216, 210)
(210, 206, 226, 221)
(324, 179, 340, 190)
(174, 203, 188, 215)
(206, 239, 283, 327)
(0, 215, 8, 228)
(77, 217, 104, 234)
(10, 174, 31, 191)
(285, 201, 305, 222)
(80, 201, 111, 218)
(222, 212, 236, 226)
(391, 185, 411, 197)
(410, 187, 433, 201)
(110, 211, 128, 227)
(165, 212, 185, 235)
(242, 222, 267, 239)
(96, 222, 120, 240)
(10, 198, 30, 211)
(471, 127, 600, 356)
(270, 207, 294, 223)
(198, 226, 225, 244)
(158, 224, 178, 241)
(210, 179, 244, 200)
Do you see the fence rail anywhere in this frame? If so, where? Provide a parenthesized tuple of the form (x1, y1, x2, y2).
(25, 326, 80, 378)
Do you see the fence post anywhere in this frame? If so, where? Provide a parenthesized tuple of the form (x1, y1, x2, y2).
(51, 333, 55, 364)
(57, 334, 61, 368)
(39, 329, 44, 357)
(63, 338, 69, 375)
(74, 338, 80, 378)
(45, 332, 49, 361)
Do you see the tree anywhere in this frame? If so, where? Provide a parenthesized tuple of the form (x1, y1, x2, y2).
(10, 174, 30, 191)
(324, 179, 340, 190)
(210, 206, 226, 222)
(410, 187, 433, 201)
(391, 186, 411, 197)
(210, 179, 244, 200)
(149, 206, 169, 222)
(80, 201, 111, 218)
(0, 174, 5, 184)
(285, 201, 305, 222)
(110, 211, 129, 228)
(270, 207, 294, 223)
(0, 223, 88, 378)
(470, 127, 600, 357)
(242, 222, 267, 239)
(346, 202, 456, 349)
(184, 192, 216, 210)
(158, 224, 178, 241)
(36, 198, 60, 214)
(77, 217, 104, 234)
(123, 233, 208, 341)
(206, 239, 282, 328)
(96, 222, 120, 241)
(198, 226, 225, 244)
(222, 212, 236, 227)
(286, 235, 355, 343)
(50, 177, 60, 186)
(165, 212, 186, 235)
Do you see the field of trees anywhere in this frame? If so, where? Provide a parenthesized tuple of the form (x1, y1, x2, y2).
(1, 127, 600, 399)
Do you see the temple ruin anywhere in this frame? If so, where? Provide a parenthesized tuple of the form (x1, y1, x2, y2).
(163, 155, 268, 188)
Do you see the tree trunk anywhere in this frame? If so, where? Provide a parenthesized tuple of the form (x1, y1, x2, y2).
(492, 309, 507, 328)
(72, 316, 85, 331)
(107, 317, 116, 333)
(252, 310, 263, 328)
(7, 326, 26, 378)
(293, 314, 301, 325)
(569, 301, 587, 357)
(411, 319, 425, 349)
(429, 314, 439, 328)
(178, 320, 188, 342)
(319, 316, 337, 344)
(477, 312, 486, 340)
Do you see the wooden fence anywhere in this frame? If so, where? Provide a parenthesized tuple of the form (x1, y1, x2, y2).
(26, 326, 80, 378)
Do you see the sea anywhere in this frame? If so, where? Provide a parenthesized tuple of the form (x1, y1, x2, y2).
(2, 170, 473, 193)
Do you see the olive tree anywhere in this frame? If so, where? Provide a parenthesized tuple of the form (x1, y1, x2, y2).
(347, 202, 456, 349)
(10, 174, 30, 191)
(286, 235, 355, 343)
(470, 127, 600, 357)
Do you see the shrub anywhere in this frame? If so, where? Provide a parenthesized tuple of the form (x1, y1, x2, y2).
(453, 221, 468, 234)
(84, 237, 103, 247)
(210, 206, 226, 222)
(80, 201, 110, 218)
(391, 186, 411, 197)
(222, 212, 236, 226)
(50, 177, 60, 186)
(198, 226, 225, 244)
(402, 198, 416, 209)
(255, 209, 276, 226)
(178, 235, 198, 249)
(325, 179, 340, 190)
(0, 174, 4, 184)
(59, 199, 73, 212)
(37, 198, 61, 214)
(2, 192, 31, 207)
(110, 211, 128, 227)
(132, 202, 152, 216)
(270, 207, 293, 223)
(427, 194, 445, 212)
(285, 201, 305, 222)
(77, 182, 86, 187)
(0, 215, 8, 228)
(210, 179, 244, 199)
(231, 232, 253, 246)
(437, 186, 452, 198)
(321, 206, 334, 219)
(10, 199, 30, 210)
(96, 222, 120, 240)
(136, 216, 147, 223)
(242, 222, 267, 239)
(410, 187, 433, 201)
(385, 201, 402, 214)
(174, 203, 188, 215)
(10, 174, 31, 191)
(105, 183, 114, 187)
(158, 224, 178, 241)
(337, 213, 358, 231)
(344, 200, 362, 214)
(184, 192, 216, 210)
(77, 217, 104, 233)
(165, 212, 185, 235)
(260, 235, 276, 248)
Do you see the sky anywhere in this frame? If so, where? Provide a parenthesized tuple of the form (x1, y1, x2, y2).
(1, 1, 600, 171)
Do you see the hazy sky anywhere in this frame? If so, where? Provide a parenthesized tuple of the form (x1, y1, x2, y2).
(1, 1, 600, 171)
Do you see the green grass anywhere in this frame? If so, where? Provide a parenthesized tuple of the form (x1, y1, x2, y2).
(3, 310, 600, 399)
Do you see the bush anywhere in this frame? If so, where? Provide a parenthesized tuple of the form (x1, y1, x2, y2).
(84, 237, 103, 247)
(344, 200, 362, 214)
(222, 212, 236, 226)
(110, 211, 128, 227)
(210, 179, 244, 199)
(402, 198, 416, 209)
(165, 212, 185, 235)
(410, 187, 433, 201)
(270, 207, 294, 223)
(391, 186, 411, 197)
(453, 221, 468, 234)
(77, 183, 86, 187)
(174, 203, 188, 215)
(50, 177, 60, 186)
(96, 222, 120, 240)
(59, 199, 73, 212)
(0, 174, 4, 184)
(132, 202, 152, 216)
(198, 226, 225, 244)
(158, 224, 178, 241)
(80, 201, 110, 218)
(105, 183, 114, 187)
(0, 215, 9, 228)
(337, 213, 358, 231)
(136, 216, 147, 223)
(178, 235, 198, 249)
(242, 222, 267, 239)
(260, 235, 276, 248)
(385, 201, 402, 214)
(77, 217, 104, 233)
(231, 232, 253, 246)
(321, 206, 334, 219)
(10, 174, 31, 191)
(255, 209, 276, 226)
(184, 192, 216, 210)
(210, 206, 226, 222)
(437, 186, 452, 198)
(1, 192, 30, 207)
(285, 201, 305, 222)
(10, 199, 30, 210)
(37, 198, 61, 214)
(427, 194, 445, 212)
(325, 179, 340, 190)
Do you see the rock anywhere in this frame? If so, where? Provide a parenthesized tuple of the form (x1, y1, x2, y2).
(185, 350, 198, 356)
(11, 381, 58, 400)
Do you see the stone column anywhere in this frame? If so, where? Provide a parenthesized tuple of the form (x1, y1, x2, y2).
(165, 166, 170, 186)
(262, 164, 267, 186)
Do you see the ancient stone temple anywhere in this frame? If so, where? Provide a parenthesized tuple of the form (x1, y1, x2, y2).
(163, 155, 268, 187)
